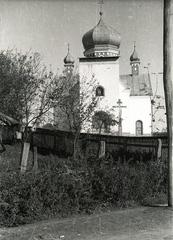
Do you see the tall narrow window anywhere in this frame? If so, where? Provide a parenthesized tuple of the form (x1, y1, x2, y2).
(136, 120, 143, 135)
(96, 86, 104, 96)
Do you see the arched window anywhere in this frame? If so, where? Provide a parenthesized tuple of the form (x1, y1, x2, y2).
(96, 86, 104, 96)
(136, 120, 143, 135)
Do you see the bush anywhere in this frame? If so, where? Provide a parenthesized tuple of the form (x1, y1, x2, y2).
(0, 155, 96, 226)
(0, 153, 168, 227)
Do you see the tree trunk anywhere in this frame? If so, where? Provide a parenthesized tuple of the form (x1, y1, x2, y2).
(96, 122, 103, 158)
(20, 142, 30, 173)
(164, 0, 173, 206)
(73, 128, 80, 159)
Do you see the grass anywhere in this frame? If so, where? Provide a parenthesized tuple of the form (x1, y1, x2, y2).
(0, 143, 168, 228)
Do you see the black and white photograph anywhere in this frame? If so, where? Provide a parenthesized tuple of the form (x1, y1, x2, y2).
(0, 0, 173, 239)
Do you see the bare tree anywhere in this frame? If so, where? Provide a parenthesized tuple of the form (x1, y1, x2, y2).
(54, 73, 99, 158)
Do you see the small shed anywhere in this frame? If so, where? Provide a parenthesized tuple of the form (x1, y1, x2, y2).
(0, 112, 20, 143)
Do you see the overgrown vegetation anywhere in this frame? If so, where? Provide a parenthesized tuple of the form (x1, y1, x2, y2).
(0, 145, 168, 227)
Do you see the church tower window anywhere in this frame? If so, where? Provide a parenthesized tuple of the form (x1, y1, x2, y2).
(136, 120, 143, 135)
(96, 86, 105, 96)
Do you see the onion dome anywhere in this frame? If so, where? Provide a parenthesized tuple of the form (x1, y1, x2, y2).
(82, 12, 121, 58)
(130, 42, 140, 62)
(63, 44, 75, 68)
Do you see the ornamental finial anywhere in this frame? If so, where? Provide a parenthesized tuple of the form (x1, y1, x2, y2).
(134, 41, 136, 50)
(99, 0, 104, 16)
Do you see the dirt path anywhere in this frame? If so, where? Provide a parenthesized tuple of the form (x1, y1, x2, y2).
(0, 206, 173, 240)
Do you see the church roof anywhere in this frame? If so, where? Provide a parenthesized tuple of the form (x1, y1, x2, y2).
(120, 74, 153, 96)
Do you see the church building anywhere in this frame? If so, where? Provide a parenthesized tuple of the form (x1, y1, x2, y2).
(54, 10, 153, 136)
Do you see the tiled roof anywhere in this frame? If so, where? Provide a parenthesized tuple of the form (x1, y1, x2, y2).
(120, 74, 153, 96)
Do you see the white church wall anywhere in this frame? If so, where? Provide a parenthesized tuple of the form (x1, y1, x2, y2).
(127, 96, 152, 135)
(79, 57, 120, 106)
(119, 85, 131, 135)
(79, 57, 120, 133)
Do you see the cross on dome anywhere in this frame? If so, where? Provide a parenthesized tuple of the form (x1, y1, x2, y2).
(134, 41, 136, 50)
(99, 0, 104, 16)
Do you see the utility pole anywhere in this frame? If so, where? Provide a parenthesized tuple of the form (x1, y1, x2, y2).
(114, 99, 126, 135)
(164, 0, 173, 206)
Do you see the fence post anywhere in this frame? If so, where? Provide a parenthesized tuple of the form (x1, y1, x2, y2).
(32, 146, 38, 171)
(157, 139, 162, 161)
(20, 142, 30, 173)
(99, 141, 105, 158)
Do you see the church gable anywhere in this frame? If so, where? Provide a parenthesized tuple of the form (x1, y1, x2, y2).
(120, 74, 152, 97)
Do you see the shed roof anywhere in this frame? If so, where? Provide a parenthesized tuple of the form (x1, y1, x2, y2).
(0, 112, 19, 126)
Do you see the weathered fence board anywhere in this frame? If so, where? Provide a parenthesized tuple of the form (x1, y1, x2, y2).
(31, 128, 168, 158)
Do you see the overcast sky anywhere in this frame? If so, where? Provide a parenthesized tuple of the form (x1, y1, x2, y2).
(0, 0, 163, 76)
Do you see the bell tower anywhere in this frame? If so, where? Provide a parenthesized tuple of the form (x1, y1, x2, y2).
(63, 44, 75, 75)
(130, 41, 140, 76)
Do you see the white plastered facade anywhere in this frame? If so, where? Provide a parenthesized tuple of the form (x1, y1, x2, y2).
(79, 57, 152, 136)
(79, 57, 120, 134)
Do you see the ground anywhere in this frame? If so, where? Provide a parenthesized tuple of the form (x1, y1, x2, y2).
(0, 206, 173, 240)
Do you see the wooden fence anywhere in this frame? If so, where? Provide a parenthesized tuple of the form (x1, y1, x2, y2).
(31, 128, 168, 159)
